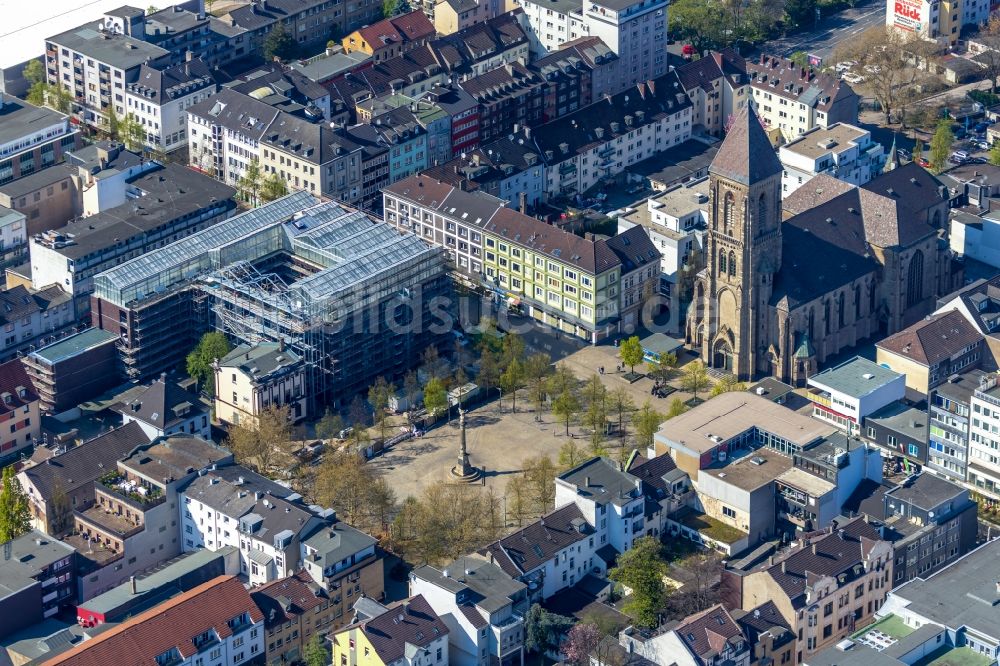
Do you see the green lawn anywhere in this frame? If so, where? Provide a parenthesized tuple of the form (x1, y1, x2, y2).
(853, 615, 915, 641)
(679, 511, 747, 544)
(920, 647, 995, 666)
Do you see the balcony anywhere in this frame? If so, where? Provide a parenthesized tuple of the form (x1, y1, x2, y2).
(494, 612, 524, 629)
(97, 471, 165, 509)
(808, 388, 832, 408)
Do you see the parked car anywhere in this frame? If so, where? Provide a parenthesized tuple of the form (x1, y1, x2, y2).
(975, 121, 990, 133)
(897, 148, 911, 161)
(842, 72, 865, 84)
(952, 150, 970, 161)
(975, 139, 991, 151)
(918, 157, 930, 167)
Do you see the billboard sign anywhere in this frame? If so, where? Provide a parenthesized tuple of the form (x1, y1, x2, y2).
(893, 0, 923, 33)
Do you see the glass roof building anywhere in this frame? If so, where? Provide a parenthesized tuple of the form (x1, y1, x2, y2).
(91, 193, 452, 411)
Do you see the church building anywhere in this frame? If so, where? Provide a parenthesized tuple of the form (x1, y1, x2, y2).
(686, 107, 962, 384)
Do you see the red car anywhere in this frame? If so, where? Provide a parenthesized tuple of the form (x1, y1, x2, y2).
(917, 157, 930, 167)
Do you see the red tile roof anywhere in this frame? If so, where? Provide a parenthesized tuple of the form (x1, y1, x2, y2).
(43, 576, 263, 666)
(355, 10, 435, 51)
(0, 359, 38, 416)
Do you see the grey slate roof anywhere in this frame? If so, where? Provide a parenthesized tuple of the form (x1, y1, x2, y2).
(0, 531, 75, 598)
(126, 58, 216, 106)
(112, 374, 206, 430)
(559, 457, 642, 508)
(187, 88, 282, 141)
(349, 595, 448, 664)
(20, 421, 150, 499)
(709, 104, 782, 186)
(46, 23, 169, 70)
(218, 343, 303, 381)
(300, 521, 377, 569)
(479, 503, 589, 576)
(411, 556, 525, 615)
(884, 473, 966, 511)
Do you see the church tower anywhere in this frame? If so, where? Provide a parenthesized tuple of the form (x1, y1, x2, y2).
(687, 106, 783, 379)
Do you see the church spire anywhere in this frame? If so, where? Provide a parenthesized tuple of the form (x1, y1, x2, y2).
(884, 132, 898, 173)
(709, 104, 783, 186)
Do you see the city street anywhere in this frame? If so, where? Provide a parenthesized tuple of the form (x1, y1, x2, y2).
(758, 0, 888, 60)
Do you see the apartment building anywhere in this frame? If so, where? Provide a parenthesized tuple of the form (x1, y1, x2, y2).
(259, 113, 366, 202)
(181, 470, 384, 605)
(517, 0, 666, 92)
(459, 63, 546, 144)
(45, 8, 171, 131)
(675, 49, 750, 137)
(723, 518, 894, 664)
(886, 0, 989, 46)
(620, 605, 750, 666)
(383, 174, 500, 278)
(806, 357, 906, 435)
(214, 343, 307, 426)
(968, 372, 1000, 499)
(876, 310, 984, 395)
(341, 10, 436, 63)
(372, 106, 429, 183)
(0, 359, 41, 463)
(30, 162, 235, 316)
(410, 557, 529, 666)
(482, 210, 660, 341)
(252, 570, 339, 665)
(747, 55, 859, 143)
(927, 370, 987, 481)
(530, 38, 617, 121)
(847, 473, 977, 585)
(420, 138, 545, 209)
(433, 0, 500, 34)
(0, 530, 76, 640)
(479, 503, 601, 601)
(68, 435, 231, 601)
(187, 88, 282, 185)
(517, 72, 693, 200)
(0, 284, 75, 363)
(779, 124, 886, 195)
(18, 422, 151, 536)
(46, 576, 265, 666)
(618, 177, 710, 334)
(555, 456, 655, 554)
(0, 95, 80, 187)
(332, 595, 450, 666)
(111, 374, 212, 440)
(124, 56, 217, 153)
(21, 327, 120, 414)
(220, 0, 382, 58)
(809, 540, 1000, 666)
(934, 275, 1000, 369)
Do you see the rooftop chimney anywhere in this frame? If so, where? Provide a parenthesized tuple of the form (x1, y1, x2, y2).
(130, 575, 137, 594)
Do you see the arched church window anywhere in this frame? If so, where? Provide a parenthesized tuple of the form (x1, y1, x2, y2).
(838, 292, 846, 328)
(854, 285, 862, 319)
(758, 193, 767, 232)
(719, 249, 727, 275)
(869, 282, 877, 313)
(808, 308, 815, 339)
(824, 300, 831, 335)
(907, 250, 924, 307)
(728, 251, 737, 276)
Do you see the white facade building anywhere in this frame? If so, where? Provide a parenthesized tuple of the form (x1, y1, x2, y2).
(779, 123, 886, 195)
(516, 0, 666, 92)
(125, 57, 217, 153)
(969, 374, 1000, 500)
(618, 178, 709, 332)
(409, 557, 528, 666)
(807, 356, 906, 435)
(887, 0, 989, 46)
(186, 89, 279, 186)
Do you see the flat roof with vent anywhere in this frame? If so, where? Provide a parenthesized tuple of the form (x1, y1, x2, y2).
(779, 123, 871, 160)
(808, 356, 904, 399)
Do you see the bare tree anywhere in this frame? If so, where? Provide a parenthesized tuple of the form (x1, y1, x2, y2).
(975, 16, 1000, 92)
(834, 27, 938, 124)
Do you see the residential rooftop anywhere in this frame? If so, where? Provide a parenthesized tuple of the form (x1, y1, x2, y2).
(46, 21, 170, 70)
(557, 457, 643, 507)
(780, 123, 871, 160)
(29, 328, 118, 365)
(0, 530, 75, 598)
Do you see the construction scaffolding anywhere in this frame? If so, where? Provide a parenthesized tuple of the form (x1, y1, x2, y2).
(93, 192, 452, 411)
